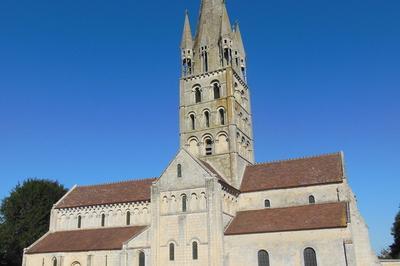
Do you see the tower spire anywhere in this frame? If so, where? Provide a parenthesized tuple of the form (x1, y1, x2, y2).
(220, 0, 232, 37)
(180, 10, 194, 77)
(180, 10, 193, 49)
(194, 0, 224, 47)
(234, 22, 245, 57)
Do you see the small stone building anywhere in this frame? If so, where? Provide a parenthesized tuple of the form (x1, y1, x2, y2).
(23, 0, 383, 265)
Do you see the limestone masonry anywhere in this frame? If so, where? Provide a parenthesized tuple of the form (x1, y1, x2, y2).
(23, 0, 386, 265)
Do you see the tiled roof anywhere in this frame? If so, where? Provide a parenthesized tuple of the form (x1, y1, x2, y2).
(225, 202, 348, 235)
(55, 178, 157, 209)
(26, 226, 147, 254)
(241, 153, 344, 192)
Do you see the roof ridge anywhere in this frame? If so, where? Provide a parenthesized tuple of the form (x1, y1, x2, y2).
(251, 151, 342, 166)
(77, 177, 158, 188)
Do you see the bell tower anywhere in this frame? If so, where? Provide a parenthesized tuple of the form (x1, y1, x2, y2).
(179, 0, 254, 188)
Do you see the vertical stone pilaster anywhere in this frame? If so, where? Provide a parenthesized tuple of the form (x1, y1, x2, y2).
(22, 249, 27, 266)
(86, 254, 93, 266)
(150, 182, 160, 266)
(49, 208, 57, 232)
(206, 177, 224, 266)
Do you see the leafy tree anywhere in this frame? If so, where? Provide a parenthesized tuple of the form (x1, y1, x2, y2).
(390, 207, 400, 259)
(0, 179, 67, 266)
(379, 248, 392, 259)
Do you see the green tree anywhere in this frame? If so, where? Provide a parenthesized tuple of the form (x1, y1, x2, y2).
(379, 248, 392, 259)
(390, 207, 400, 259)
(0, 179, 67, 266)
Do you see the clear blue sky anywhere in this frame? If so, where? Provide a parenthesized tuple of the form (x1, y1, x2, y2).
(0, 0, 399, 253)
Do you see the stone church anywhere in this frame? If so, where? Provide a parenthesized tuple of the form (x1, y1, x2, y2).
(23, 0, 382, 265)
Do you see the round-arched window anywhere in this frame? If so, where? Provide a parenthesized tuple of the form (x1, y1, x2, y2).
(195, 88, 202, 103)
(192, 241, 198, 260)
(213, 83, 221, 99)
(304, 247, 318, 266)
(139, 251, 145, 266)
(219, 109, 225, 125)
(205, 139, 213, 155)
(169, 243, 175, 261)
(309, 195, 315, 204)
(258, 250, 270, 266)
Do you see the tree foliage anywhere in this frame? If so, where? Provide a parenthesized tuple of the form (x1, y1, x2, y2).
(390, 206, 400, 259)
(379, 248, 392, 259)
(0, 179, 67, 266)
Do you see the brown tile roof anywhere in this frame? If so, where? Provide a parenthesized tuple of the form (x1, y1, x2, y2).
(56, 178, 157, 209)
(225, 202, 348, 235)
(26, 226, 147, 254)
(241, 153, 344, 192)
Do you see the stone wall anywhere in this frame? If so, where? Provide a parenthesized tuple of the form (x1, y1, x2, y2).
(52, 201, 151, 232)
(224, 228, 351, 266)
(238, 183, 345, 211)
(25, 251, 121, 266)
(381, 260, 400, 266)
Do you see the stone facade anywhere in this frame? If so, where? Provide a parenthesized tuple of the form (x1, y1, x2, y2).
(23, 0, 385, 265)
(381, 261, 400, 266)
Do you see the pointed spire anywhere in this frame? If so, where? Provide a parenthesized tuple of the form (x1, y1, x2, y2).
(220, 0, 232, 37)
(194, 0, 224, 47)
(181, 10, 193, 49)
(234, 22, 245, 56)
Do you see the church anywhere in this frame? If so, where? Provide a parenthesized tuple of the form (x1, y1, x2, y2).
(23, 0, 382, 265)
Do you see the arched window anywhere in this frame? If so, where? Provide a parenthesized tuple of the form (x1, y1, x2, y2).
(126, 211, 131, 225)
(182, 58, 192, 77)
(204, 111, 210, 128)
(192, 241, 198, 260)
(304, 248, 317, 266)
(264, 199, 271, 208)
(182, 194, 187, 212)
(213, 83, 221, 99)
(101, 214, 105, 227)
(139, 251, 145, 266)
(77, 215, 82, 229)
(169, 243, 175, 261)
(201, 47, 208, 73)
(177, 164, 182, 178)
(195, 88, 202, 103)
(205, 139, 213, 155)
(52, 257, 57, 266)
(190, 114, 196, 130)
(309, 195, 315, 204)
(219, 109, 225, 125)
(258, 250, 270, 266)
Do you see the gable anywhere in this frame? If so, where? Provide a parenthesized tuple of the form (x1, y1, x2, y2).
(157, 149, 216, 192)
